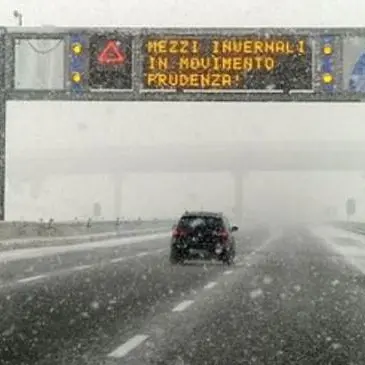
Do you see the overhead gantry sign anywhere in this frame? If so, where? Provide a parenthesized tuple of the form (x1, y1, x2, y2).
(1, 27, 365, 219)
(2, 27, 365, 102)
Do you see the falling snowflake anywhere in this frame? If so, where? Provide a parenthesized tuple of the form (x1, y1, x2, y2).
(332, 343, 342, 350)
(90, 301, 100, 310)
(250, 288, 263, 299)
(293, 284, 301, 292)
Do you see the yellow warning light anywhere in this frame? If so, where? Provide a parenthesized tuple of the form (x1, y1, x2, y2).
(322, 73, 333, 84)
(72, 72, 82, 83)
(323, 44, 333, 55)
(72, 42, 83, 55)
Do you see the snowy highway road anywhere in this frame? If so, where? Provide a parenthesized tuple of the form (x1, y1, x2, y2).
(2, 225, 365, 364)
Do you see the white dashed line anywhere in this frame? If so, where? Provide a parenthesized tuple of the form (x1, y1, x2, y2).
(204, 281, 217, 290)
(110, 257, 126, 263)
(156, 248, 168, 253)
(18, 274, 46, 283)
(72, 265, 92, 271)
(224, 270, 233, 275)
(111, 248, 165, 262)
(107, 334, 149, 358)
(172, 300, 194, 312)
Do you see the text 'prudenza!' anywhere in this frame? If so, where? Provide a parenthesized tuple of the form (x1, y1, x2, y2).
(143, 38, 308, 89)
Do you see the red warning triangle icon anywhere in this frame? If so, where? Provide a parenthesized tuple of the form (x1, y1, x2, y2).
(97, 40, 125, 65)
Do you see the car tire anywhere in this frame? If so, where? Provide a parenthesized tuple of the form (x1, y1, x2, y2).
(222, 251, 234, 266)
(170, 249, 184, 265)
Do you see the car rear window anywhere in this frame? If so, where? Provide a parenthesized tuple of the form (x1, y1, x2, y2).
(178, 215, 224, 230)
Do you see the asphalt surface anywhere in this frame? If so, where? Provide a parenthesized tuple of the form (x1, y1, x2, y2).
(2, 224, 365, 364)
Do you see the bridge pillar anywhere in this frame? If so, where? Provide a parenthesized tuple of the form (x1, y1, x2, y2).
(113, 174, 123, 218)
(0, 92, 6, 221)
(232, 172, 247, 224)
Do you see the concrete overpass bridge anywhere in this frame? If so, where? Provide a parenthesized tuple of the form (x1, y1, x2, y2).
(7, 141, 365, 222)
(8, 141, 365, 174)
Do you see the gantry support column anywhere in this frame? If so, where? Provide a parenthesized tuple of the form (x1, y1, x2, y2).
(0, 30, 6, 221)
(113, 174, 123, 219)
(0, 92, 6, 221)
(233, 172, 243, 224)
(232, 171, 248, 225)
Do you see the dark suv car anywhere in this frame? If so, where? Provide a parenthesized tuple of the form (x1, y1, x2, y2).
(170, 211, 238, 265)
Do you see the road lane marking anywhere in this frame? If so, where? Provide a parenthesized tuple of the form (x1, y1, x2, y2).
(108, 334, 149, 358)
(157, 248, 168, 252)
(110, 257, 126, 263)
(163, 234, 280, 316)
(172, 300, 194, 312)
(204, 282, 217, 290)
(234, 233, 280, 268)
(1, 227, 170, 246)
(111, 249, 166, 263)
(72, 265, 92, 271)
(0, 232, 171, 263)
(18, 274, 46, 283)
(14, 249, 165, 287)
(149, 248, 168, 256)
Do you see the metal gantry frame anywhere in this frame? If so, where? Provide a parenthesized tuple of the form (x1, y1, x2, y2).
(2, 26, 365, 220)
(4, 26, 365, 102)
(0, 27, 6, 220)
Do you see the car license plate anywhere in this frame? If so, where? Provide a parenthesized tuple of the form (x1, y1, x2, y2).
(189, 249, 205, 255)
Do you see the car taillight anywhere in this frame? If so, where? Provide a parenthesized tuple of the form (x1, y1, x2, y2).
(218, 230, 229, 243)
(172, 228, 186, 238)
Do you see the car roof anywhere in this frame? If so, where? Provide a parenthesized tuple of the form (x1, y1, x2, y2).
(180, 211, 224, 218)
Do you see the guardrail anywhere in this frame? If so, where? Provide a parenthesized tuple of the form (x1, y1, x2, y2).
(0, 218, 175, 241)
(331, 221, 365, 235)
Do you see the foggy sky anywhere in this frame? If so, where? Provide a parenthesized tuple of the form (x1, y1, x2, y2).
(2, 0, 365, 221)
